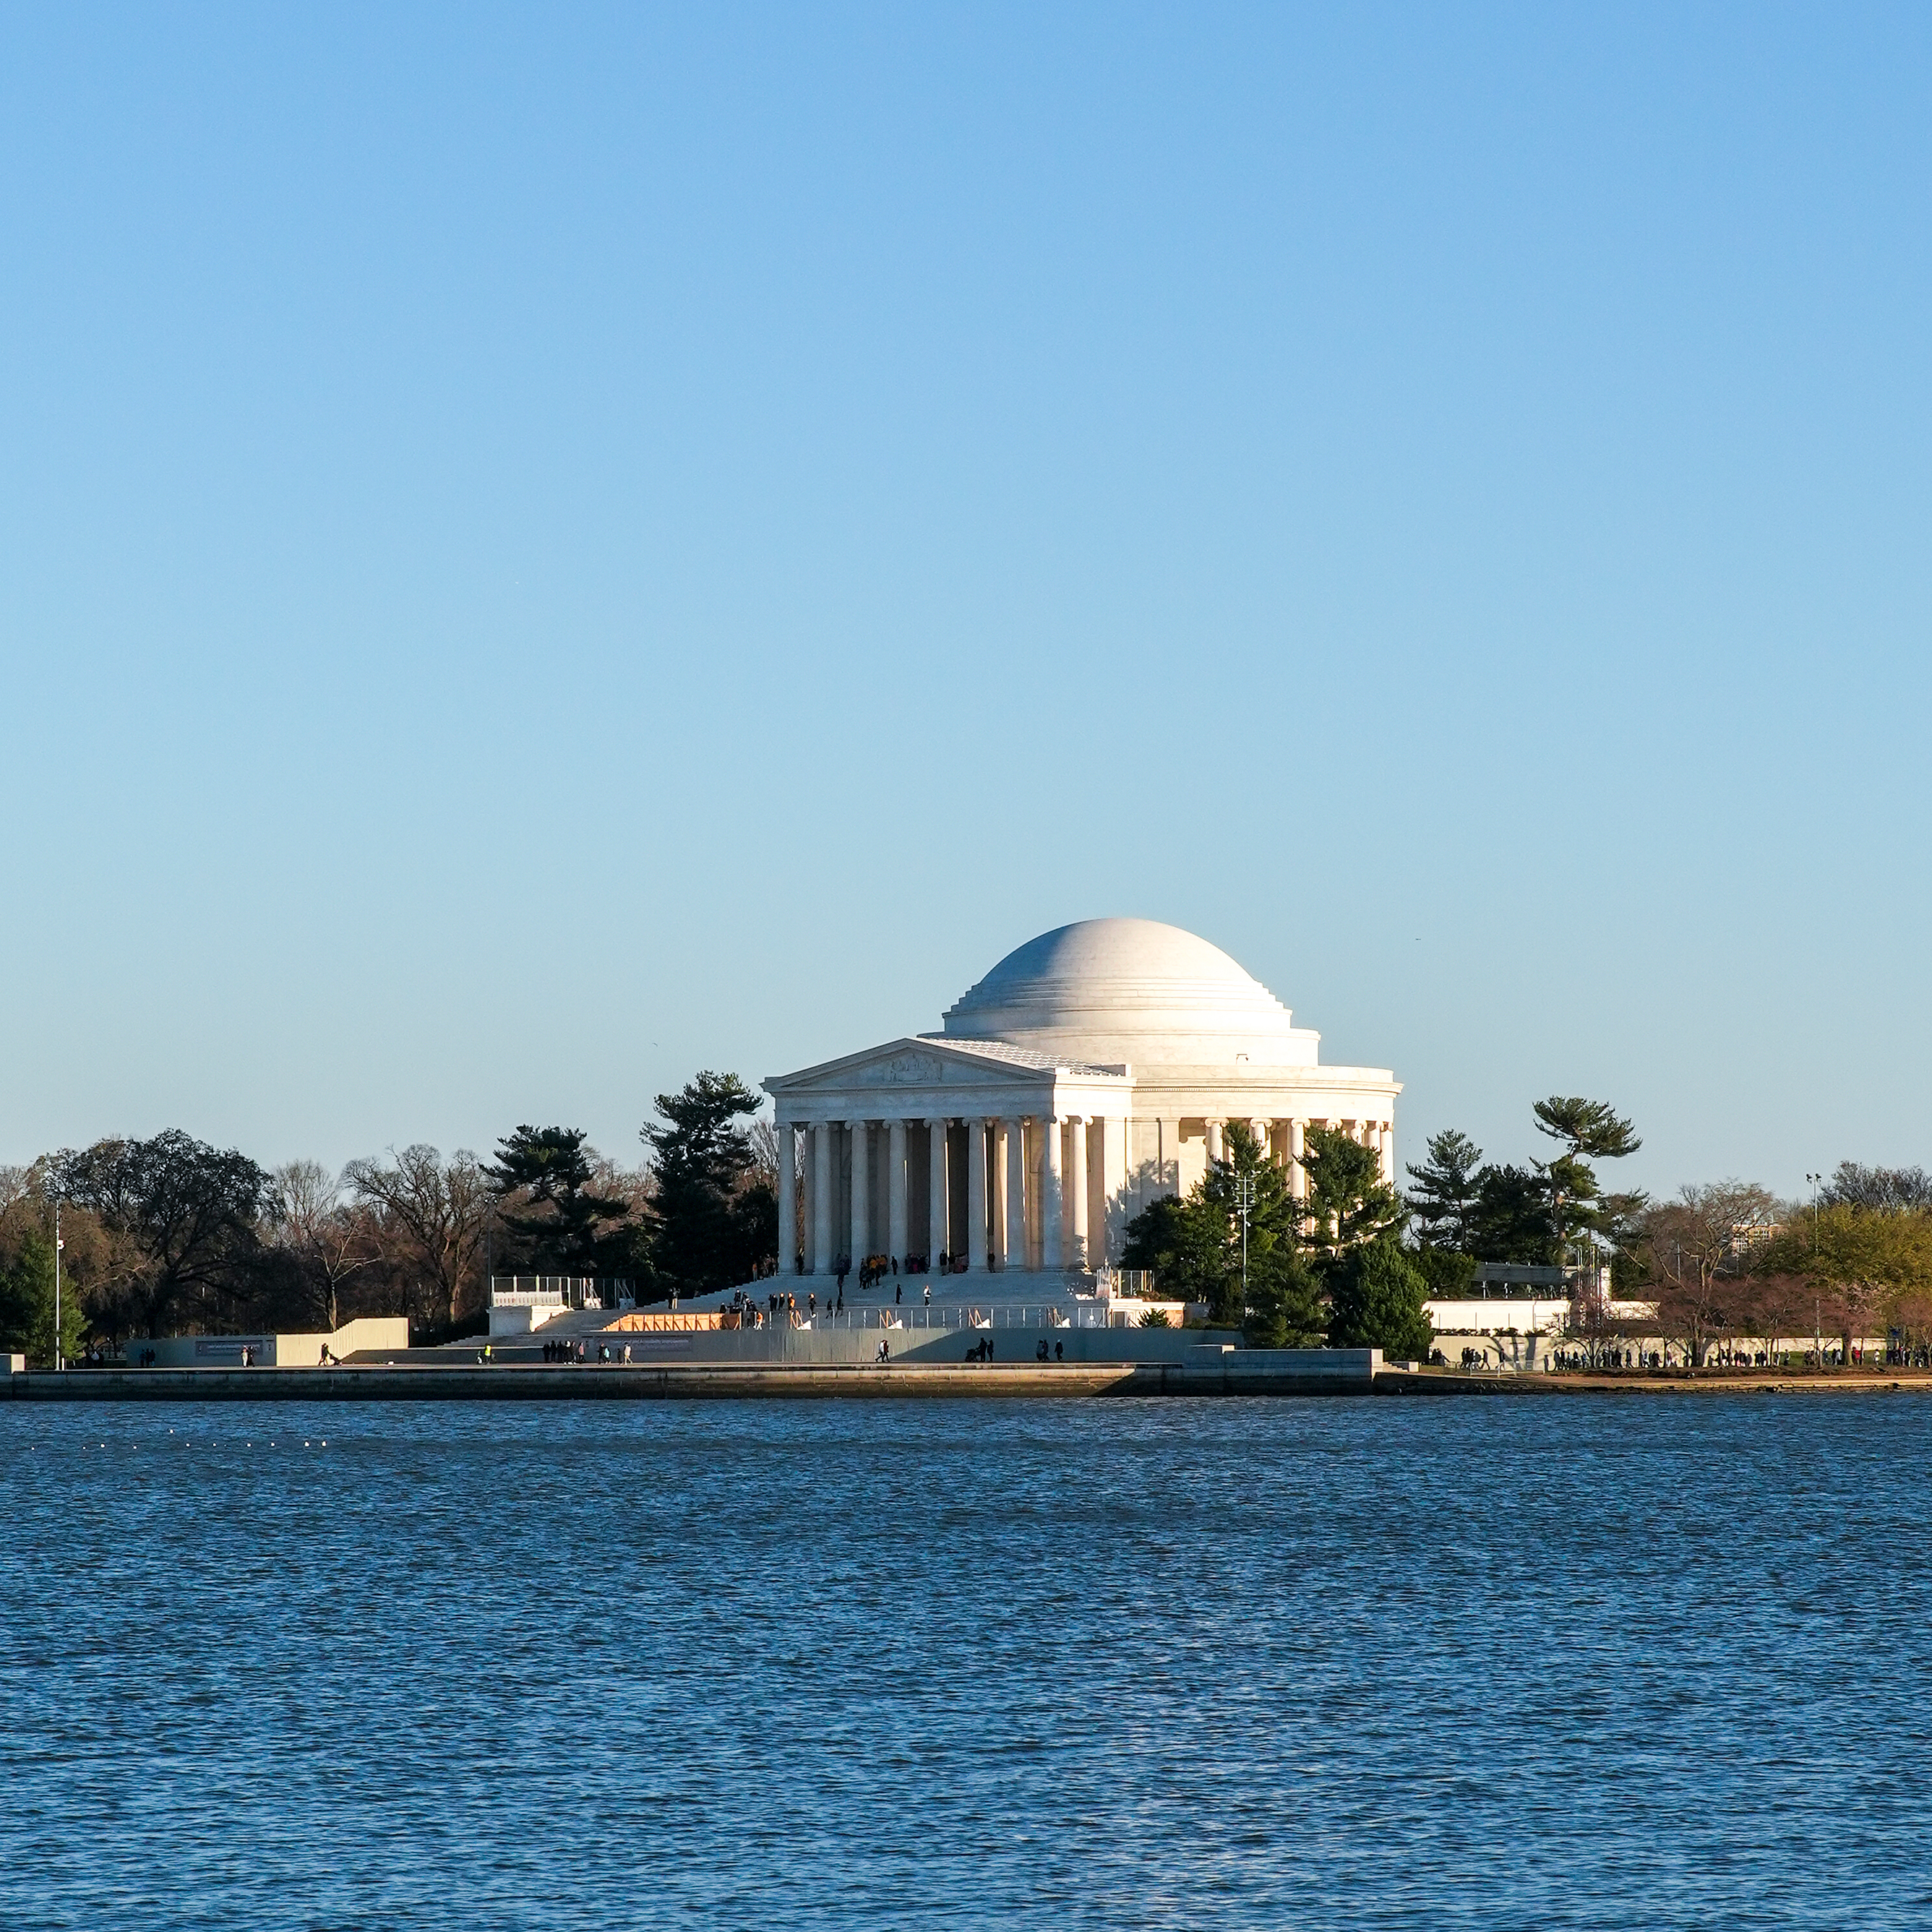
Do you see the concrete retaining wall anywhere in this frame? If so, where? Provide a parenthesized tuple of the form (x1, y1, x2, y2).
(3, 1348, 1381, 1401)
(119, 1317, 409, 1369)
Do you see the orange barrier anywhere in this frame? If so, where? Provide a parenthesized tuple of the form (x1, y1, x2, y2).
(602, 1310, 736, 1333)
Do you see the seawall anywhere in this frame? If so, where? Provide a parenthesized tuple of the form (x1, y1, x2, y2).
(2, 1351, 1382, 1401)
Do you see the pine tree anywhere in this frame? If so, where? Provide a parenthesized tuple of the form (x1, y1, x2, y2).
(1240, 1242, 1326, 1348)
(1404, 1129, 1483, 1249)
(1327, 1237, 1433, 1358)
(0, 1226, 86, 1368)
(1297, 1124, 1404, 1258)
(642, 1073, 772, 1299)
(485, 1126, 631, 1276)
(1122, 1121, 1300, 1326)
(1532, 1096, 1644, 1263)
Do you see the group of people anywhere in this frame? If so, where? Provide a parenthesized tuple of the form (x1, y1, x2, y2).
(786, 1250, 972, 1284)
(533, 1337, 637, 1364)
(1547, 1346, 1876, 1372)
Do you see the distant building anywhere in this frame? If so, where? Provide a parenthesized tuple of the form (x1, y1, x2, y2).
(763, 918, 1401, 1291)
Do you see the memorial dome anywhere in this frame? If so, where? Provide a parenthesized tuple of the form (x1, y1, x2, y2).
(937, 918, 1317, 1068)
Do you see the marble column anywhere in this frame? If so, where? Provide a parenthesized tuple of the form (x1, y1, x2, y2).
(1065, 1115, 1088, 1269)
(1101, 1117, 1129, 1265)
(1040, 1115, 1064, 1270)
(1003, 1116, 1026, 1272)
(927, 1117, 948, 1266)
(1206, 1119, 1224, 1164)
(1289, 1118, 1307, 1202)
(888, 1117, 909, 1263)
(812, 1121, 833, 1273)
(967, 1117, 989, 1272)
(849, 1119, 870, 1265)
(777, 1120, 797, 1276)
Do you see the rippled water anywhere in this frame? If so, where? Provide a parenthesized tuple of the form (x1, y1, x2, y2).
(3, 1394, 1929, 1929)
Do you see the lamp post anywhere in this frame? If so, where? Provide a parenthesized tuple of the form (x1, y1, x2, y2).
(1803, 1174, 1823, 1367)
(1231, 1170, 1257, 1310)
(53, 1195, 63, 1373)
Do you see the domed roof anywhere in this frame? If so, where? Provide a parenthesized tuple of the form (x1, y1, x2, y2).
(937, 918, 1317, 1068)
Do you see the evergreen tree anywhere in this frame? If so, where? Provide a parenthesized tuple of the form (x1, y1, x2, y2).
(1464, 1163, 1558, 1264)
(1120, 1192, 1228, 1312)
(485, 1126, 631, 1276)
(641, 1073, 772, 1299)
(1410, 1242, 1475, 1300)
(1297, 1124, 1404, 1258)
(0, 1226, 86, 1367)
(1532, 1096, 1644, 1263)
(1120, 1121, 1301, 1326)
(1240, 1241, 1327, 1348)
(1327, 1236, 1433, 1358)
(1404, 1129, 1483, 1248)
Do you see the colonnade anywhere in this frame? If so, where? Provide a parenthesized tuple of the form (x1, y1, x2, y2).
(774, 1109, 1396, 1280)
(1203, 1115, 1396, 1195)
(776, 1113, 1102, 1279)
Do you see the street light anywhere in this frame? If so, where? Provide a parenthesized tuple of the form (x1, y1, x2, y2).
(53, 1195, 64, 1373)
(1231, 1170, 1257, 1309)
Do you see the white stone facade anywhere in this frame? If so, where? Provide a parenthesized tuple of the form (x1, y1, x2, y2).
(763, 919, 1401, 1284)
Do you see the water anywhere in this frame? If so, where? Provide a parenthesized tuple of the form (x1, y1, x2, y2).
(3, 1394, 1928, 1930)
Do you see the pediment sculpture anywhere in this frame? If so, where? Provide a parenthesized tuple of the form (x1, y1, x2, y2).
(851, 1051, 950, 1086)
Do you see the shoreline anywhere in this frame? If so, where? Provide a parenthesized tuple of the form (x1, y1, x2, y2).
(9, 1362, 1932, 1401)
(1393, 1368, 1932, 1397)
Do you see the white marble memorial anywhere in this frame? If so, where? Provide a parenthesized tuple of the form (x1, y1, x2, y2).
(763, 919, 1400, 1291)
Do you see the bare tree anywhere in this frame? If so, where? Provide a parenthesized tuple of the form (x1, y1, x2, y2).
(1560, 1274, 1623, 1368)
(342, 1146, 490, 1328)
(267, 1159, 379, 1331)
(747, 1118, 781, 1190)
(1642, 1182, 1779, 1368)
(1819, 1163, 1932, 1213)
(1761, 1201, 1932, 1361)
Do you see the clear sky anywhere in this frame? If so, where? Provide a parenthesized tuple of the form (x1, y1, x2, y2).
(3, 3, 1928, 1201)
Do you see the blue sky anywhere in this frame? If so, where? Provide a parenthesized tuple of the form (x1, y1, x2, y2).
(2, 2, 1928, 1198)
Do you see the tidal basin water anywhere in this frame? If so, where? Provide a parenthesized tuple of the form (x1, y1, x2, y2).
(4, 1394, 1931, 1930)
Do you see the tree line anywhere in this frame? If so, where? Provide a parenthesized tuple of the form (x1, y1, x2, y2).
(7, 1065, 1923, 1369)
(1407, 1097, 1932, 1363)
(1629, 1165, 1932, 1365)
(1120, 1121, 1435, 1358)
(1116, 1091, 1932, 1365)
(0, 1073, 776, 1361)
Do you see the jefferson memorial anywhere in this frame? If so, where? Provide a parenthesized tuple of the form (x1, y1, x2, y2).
(765, 919, 1400, 1289)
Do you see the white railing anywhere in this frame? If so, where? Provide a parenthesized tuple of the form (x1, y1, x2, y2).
(489, 1276, 634, 1311)
(761, 1304, 1151, 1333)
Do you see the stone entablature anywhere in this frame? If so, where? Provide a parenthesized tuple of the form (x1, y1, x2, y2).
(763, 919, 1401, 1284)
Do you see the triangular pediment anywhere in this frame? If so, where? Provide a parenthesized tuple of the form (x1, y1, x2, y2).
(767, 1036, 1055, 1094)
